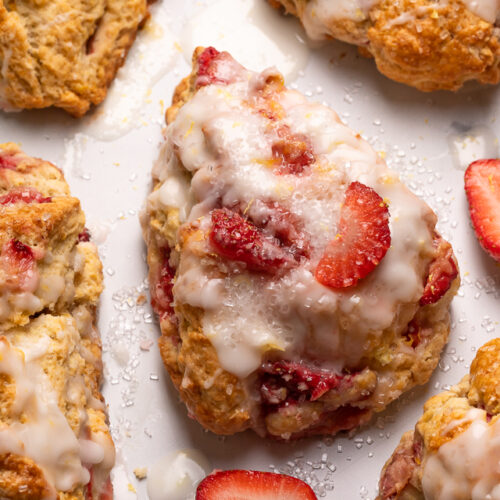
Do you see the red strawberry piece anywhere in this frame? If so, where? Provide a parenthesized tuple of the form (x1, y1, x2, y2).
(272, 127, 315, 176)
(420, 238, 457, 306)
(151, 246, 176, 320)
(245, 200, 310, 261)
(0, 154, 18, 170)
(1, 239, 38, 291)
(261, 361, 346, 402)
(78, 228, 92, 242)
(210, 208, 295, 274)
(402, 318, 420, 348)
(196, 470, 317, 500)
(0, 187, 51, 205)
(315, 181, 391, 289)
(464, 159, 500, 261)
(196, 47, 244, 88)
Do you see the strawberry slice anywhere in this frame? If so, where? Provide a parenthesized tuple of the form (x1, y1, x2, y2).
(196, 47, 245, 88)
(196, 470, 317, 500)
(210, 208, 295, 274)
(464, 159, 500, 261)
(419, 238, 457, 306)
(0, 187, 51, 205)
(315, 181, 391, 289)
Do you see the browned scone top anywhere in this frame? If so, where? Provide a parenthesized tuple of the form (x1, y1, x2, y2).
(269, 0, 500, 91)
(377, 338, 500, 499)
(0, 0, 149, 116)
(0, 143, 114, 499)
(142, 48, 460, 440)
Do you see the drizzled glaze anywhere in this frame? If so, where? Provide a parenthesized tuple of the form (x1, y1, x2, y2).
(0, 315, 114, 497)
(463, 0, 500, 22)
(150, 52, 436, 379)
(300, 0, 500, 42)
(422, 409, 500, 499)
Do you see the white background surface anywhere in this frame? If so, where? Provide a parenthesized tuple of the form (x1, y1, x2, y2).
(1, 0, 499, 498)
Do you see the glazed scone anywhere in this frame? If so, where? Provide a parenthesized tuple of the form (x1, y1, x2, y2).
(377, 338, 500, 499)
(0, 144, 115, 499)
(0, 0, 148, 116)
(268, 0, 500, 91)
(0, 144, 102, 329)
(141, 47, 459, 439)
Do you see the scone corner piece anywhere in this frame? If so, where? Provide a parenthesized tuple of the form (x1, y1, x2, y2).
(0, 0, 149, 116)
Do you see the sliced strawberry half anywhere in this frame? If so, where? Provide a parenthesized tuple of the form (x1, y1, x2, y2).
(0, 187, 52, 205)
(210, 208, 295, 274)
(464, 159, 500, 261)
(315, 181, 391, 289)
(196, 470, 317, 500)
(420, 238, 457, 306)
(195, 47, 245, 88)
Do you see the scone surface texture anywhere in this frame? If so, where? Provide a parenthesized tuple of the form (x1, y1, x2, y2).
(0, 143, 115, 499)
(142, 47, 459, 440)
(0, 0, 148, 116)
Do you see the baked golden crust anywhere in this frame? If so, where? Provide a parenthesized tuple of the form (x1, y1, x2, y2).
(143, 48, 459, 440)
(0, 144, 102, 329)
(0, 0, 148, 116)
(377, 338, 500, 499)
(0, 145, 114, 499)
(269, 0, 500, 91)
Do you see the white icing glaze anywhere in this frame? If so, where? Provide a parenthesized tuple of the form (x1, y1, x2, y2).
(147, 449, 210, 500)
(151, 58, 435, 379)
(302, 0, 499, 40)
(463, 0, 500, 23)
(0, 337, 88, 494)
(302, 0, 378, 40)
(0, 316, 111, 494)
(422, 410, 500, 499)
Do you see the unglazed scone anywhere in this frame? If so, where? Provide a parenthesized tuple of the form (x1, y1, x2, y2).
(0, 143, 115, 499)
(377, 338, 500, 499)
(141, 47, 460, 440)
(268, 0, 500, 91)
(0, 0, 148, 116)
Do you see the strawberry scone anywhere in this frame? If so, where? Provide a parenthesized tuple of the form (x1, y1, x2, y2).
(141, 47, 459, 439)
(0, 143, 115, 499)
(377, 338, 500, 499)
(0, 0, 148, 116)
(268, 0, 500, 91)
